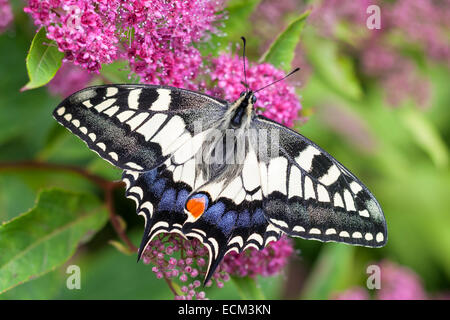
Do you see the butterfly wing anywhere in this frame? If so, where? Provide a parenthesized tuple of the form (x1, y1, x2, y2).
(122, 164, 190, 259)
(124, 129, 281, 284)
(54, 83, 387, 285)
(255, 116, 387, 247)
(181, 143, 282, 283)
(55, 84, 261, 283)
(53, 84, 227, 171)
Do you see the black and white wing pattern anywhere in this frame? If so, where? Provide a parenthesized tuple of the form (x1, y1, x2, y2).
(54, 83, 387, 285)
(254, 116, 387, 247)
(54, 84, 281, 284)
(53, 84, 227, 172)
(123, 129, 282, 284)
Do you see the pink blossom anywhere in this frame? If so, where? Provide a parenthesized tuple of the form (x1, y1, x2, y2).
(361, 44, 431, 107)
(208, 53, 302, 127)
(142, 234, 229, 300)
(0, 0, 13, 33)
(386, 0, 450, 65)
(24, 0, 224, 81)
(121, 0, 224, 89)
(334, 261, 428, 300)
(310, 0, 371, 37)
(221, 236, 294, 278)
(256, 0, 302, 26)
(47, 62, 93, 97)
(376, 260, 427, 300)
(142, 233, 294, 299)
(25, 0, 119, 72)
(308, 0, 445, 109)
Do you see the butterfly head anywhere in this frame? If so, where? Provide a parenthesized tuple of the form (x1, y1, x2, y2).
(240, 90, 257, 104)
(228, 91, 257, 127)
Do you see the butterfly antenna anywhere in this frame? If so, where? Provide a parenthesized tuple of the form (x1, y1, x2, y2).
(241, 36, 249, 92)
(254, 67, 300, 93)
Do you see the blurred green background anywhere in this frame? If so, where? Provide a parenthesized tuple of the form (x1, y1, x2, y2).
(0, 0, 449, 299)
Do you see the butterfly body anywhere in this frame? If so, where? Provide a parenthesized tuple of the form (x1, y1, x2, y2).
(53, 84, 387, 284)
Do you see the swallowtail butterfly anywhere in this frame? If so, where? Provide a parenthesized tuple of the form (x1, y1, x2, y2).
(53, 69, 387, 284)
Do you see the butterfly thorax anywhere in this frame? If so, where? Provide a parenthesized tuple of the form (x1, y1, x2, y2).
(197, 92, 256, 184)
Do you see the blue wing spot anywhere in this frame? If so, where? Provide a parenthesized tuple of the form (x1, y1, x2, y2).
(176, 189, 190, 213)
(203, 202, 226, 224)
(218, 211, 237, 237)
(251, 208, 266, 225)
(142, 169, 158, 184)
(237, 209, 251, 228)
(158, 188, 176, 212)
(150, 178, 166, 198)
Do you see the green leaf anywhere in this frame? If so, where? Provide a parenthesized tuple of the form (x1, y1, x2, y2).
(56, 230, 173, 299)
(231, 276, 266, 300)
(303, 34, 362, 101)
(0, 174, 36, 222)
(0, 269, 63, 300)
(260, 11, 310, 71)
(0, 170, 100, 223)
(0, 189, 108, 294)
(300, 244, 354, 299)
(400, 108, 449, 169)
(22, 28, 64, 91)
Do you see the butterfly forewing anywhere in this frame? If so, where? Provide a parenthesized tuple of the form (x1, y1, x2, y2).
(254, 116, 387, 247)
(53, 84, 227, 172)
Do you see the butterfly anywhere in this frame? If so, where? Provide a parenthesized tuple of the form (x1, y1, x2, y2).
(53, 73, 387, 285)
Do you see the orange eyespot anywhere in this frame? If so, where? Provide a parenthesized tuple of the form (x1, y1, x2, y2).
(186, 197, 206, 219)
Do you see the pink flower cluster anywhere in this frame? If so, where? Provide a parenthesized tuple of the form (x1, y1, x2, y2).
(334, 260, 428, 300)
(122, 0, 223, 88)
(310, 0, 450, 108)
(24, 0, 224, 85)
(25, 1, 302, 125)
(0, 0, 13, 33)
(376, 261, 427, 300)
(142, 234, 224, 300)
(386, 0, 450, 65)
(25, 0, 119, 72)
(310, 0, 371, 37)
(221, 236, 294, 278)
(47, 62, 93, 97)
(208, 53, 302, 126)
(142, 233, 294, 299)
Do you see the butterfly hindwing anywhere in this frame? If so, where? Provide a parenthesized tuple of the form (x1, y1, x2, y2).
(255, 116, 387, 247)
(124, 130, 281, 284)
(123, 164, 191, 258)
(53, 84, 227, 172)
(181, 183, 282, 284)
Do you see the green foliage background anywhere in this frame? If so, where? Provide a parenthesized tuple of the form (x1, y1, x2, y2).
(0, 1, 449, 299)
